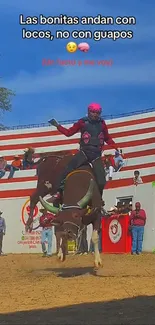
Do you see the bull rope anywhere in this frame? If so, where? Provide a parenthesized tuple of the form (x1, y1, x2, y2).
(63, 221, 85, 253)
(66, 169, 93, 181)
(61, 204, 82, 210)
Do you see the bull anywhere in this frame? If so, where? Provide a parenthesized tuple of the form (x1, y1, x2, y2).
(26, 152, 103, 268)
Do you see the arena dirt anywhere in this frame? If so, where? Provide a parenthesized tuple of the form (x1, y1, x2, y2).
(0, 253, 155, 324)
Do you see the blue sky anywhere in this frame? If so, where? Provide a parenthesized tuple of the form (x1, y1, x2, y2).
(0, 0, 155, 127)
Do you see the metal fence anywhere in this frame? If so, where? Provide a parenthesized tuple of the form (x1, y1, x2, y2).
(1, 107, 155, 131)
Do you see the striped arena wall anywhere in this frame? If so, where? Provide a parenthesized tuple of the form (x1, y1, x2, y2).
(0, 109, 155, 197)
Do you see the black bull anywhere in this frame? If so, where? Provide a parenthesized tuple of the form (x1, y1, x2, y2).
(27, 153, 103, 268)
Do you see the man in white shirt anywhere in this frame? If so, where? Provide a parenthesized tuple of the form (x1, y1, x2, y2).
(0, 211, 6, 255)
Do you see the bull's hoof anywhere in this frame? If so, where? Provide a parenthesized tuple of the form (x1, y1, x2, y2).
(25, 223, 33, 233)
(94, 259, 103, 269)
(57, 248, 65, 262)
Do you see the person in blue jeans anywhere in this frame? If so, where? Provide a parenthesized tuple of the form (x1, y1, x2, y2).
(0, 156, 14, 179)
(39, 208, 54, 257)
(114, 150, 124, 171)
(129, 202, 146, 255)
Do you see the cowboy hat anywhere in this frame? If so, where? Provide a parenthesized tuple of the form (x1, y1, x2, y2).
(107, 207, 115, 212)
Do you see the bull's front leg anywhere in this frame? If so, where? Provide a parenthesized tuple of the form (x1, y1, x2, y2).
(25, 205, 35, 232)
(25, 210, 34, 232)
(92, 230, 102, 268)
(57, 233, 67, 262)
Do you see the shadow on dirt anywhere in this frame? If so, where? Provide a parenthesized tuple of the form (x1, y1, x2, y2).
(32, 266, 153, 279)
(1, 295, 155, 325)
(34, 266, 95, 277)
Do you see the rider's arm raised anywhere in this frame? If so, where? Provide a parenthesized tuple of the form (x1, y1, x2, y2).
(57, 119, 84, 137)
(102, 120, 118, 150)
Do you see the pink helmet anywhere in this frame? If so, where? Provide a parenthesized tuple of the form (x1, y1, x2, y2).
(88, 103, 102, 113)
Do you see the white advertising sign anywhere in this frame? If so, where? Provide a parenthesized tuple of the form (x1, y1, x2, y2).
(109, 219, 122, 244)
(0, 196, 57, 254)
(0, 196, 93, 254)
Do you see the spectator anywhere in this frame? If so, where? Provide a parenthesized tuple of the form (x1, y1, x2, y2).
(23, 147, 35, 169)
(8, 155, 22, 179)
(114, 149, 124, 171)
(39, 208, 55, 257)
(107, 202, 125, 215)
(121, 202, 130, 214)
(0, 156, 6, 178)
(107, 206, 118, 215)
(0, 156, 14, 179)
(103, 153, 115, 180)
(120, 149, 125, 158)
(133, 170, 143, 186)
(77, 225, 88, 255)
(0, 211, 6, 256)
(128, 201, 133, 216)
(129, 202, 146, 255)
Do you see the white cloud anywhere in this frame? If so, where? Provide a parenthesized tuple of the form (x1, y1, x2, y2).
(3, 60, 155, 95)
(0, 0, 99, 14)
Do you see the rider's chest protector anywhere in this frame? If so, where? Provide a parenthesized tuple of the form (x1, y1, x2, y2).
(80, 118, 104, 148)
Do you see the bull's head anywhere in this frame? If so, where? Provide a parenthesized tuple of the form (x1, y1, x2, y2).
(39, 178, 95, 214)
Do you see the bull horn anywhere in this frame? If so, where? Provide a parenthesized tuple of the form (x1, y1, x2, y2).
(77, 178, 95, 208)
(39, 196, 59, 214)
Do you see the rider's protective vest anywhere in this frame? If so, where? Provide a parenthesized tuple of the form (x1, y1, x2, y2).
(79, 117, 104, 151)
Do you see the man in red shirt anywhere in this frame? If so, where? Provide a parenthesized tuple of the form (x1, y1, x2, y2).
(49, 103, 118, 203)
(130, 202, 146, 255)
(39, 208, 55, 257)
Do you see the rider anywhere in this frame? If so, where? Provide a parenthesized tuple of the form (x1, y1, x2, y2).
(48, 103, 119, 203)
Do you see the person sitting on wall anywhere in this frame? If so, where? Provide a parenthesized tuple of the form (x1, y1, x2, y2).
(133, 170, 143, 186)
(114, 149, 124, 171)
(0, 156, 7, 178)
(23, 147, 35, 170)
(102, 153, 115, 180)
(0, 156, 14, 179)
(9, 155, 22, 178)
(129, 202, 146, 255)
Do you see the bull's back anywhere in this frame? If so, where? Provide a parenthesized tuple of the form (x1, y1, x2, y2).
(37, 154, 73, 189)
(63, 166, 101, 207)
(31, 154, 73, 205)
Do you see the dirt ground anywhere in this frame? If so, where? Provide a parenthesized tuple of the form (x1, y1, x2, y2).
(0, 253, 155, 324)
